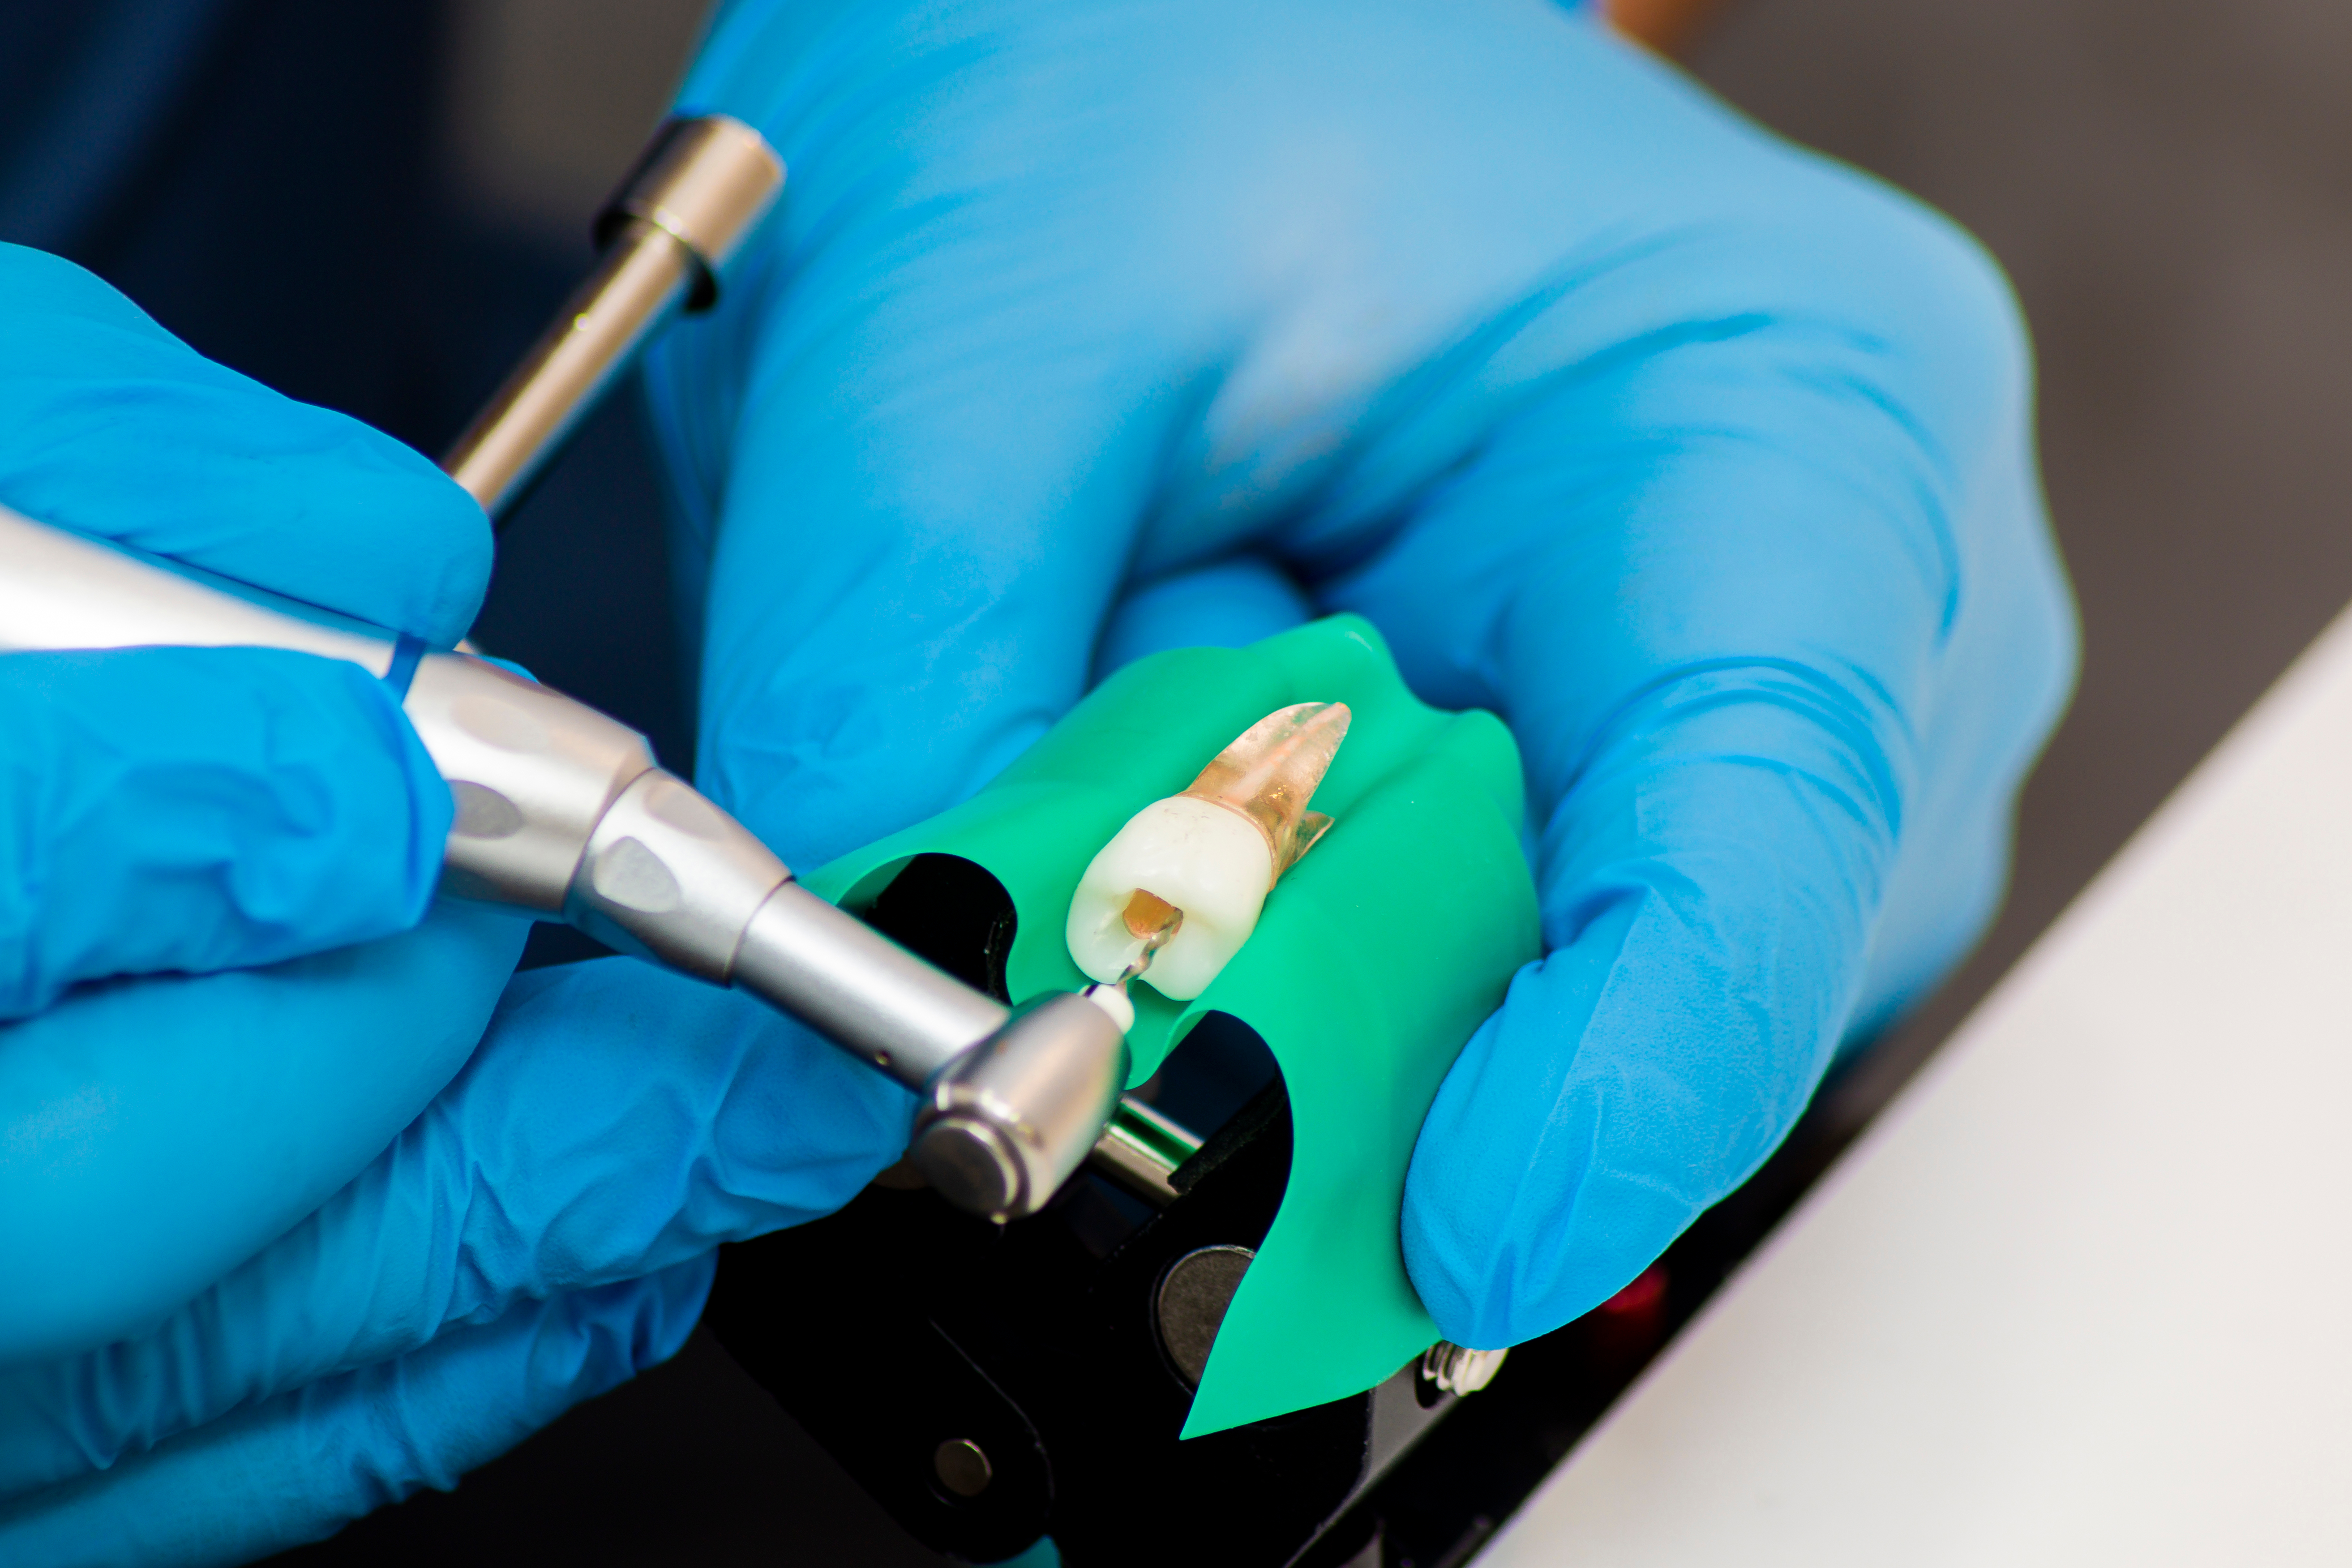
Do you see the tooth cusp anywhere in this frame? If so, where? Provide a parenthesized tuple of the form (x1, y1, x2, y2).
(1065, 796, 1274, 1000)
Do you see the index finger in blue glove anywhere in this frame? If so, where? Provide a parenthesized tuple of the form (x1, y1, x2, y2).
(0, 957, 909, 1493)
(0, 646, 454, 1019)
(0, 244, 488, 645)
(1090, 554, 1319, 682)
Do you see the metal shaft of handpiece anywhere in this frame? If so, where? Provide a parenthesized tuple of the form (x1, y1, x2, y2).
(442, 115, 783, 520)
(0, 503, 1012, 1097)
(732, 882, 1009, 1088)
(444, 218, 700, 518)
(426, 122, 1024, 1094)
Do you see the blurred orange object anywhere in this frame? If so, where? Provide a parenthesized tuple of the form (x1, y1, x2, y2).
(1605, 0, 1728, 55)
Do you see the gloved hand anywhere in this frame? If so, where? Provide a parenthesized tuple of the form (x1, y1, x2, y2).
(0, 958, 914, 1564)
(0, 241, 521, 1362)
(647, 0, 2076, 1354)
(0, 246, 917, 1562)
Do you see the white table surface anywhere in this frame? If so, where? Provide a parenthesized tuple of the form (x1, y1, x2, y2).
(1481, 605, 2352, 1566)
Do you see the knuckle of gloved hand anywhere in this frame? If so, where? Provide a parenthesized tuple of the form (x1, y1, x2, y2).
(0, 648, 448, 1000)
(176, 437, 492, 648)
(210, 650, 454, 938)
(234, 428, 493, 646)
(1786, 163, 2031, 446)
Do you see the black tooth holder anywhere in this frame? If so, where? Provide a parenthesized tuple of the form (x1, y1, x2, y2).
(705, 1071, 1461, 1567)
(702, 857, 1462, 1565)
(708, 855, 1864, 1568)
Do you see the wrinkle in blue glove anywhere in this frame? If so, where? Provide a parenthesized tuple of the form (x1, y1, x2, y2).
(0, 958, 912, 1504)
(649, 0, 2076, 1356)
(0, 902, 525, 1369)
(0, 1265, 710, 1568)
(0, 647, 452, 1020)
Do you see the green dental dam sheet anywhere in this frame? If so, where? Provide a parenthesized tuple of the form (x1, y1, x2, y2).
(803, 617, 1541, 1437)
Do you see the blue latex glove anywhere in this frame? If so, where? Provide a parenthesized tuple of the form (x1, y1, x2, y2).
(0, 960, 914, 1563)
(645, 0, 2076, 1355)
(0, 242, 523, 1362)
(0, 247, 917, 1561)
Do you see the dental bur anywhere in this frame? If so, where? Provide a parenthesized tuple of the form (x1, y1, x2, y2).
(0, 116, 1133, 1225)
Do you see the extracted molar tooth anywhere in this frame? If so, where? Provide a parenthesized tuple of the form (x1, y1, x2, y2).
(1067, 702, 1351, 1000)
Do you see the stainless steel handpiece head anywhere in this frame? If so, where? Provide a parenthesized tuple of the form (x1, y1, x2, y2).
(914, 990, 1134, 1222)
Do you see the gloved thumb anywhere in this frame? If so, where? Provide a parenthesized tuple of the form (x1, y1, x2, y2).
(645, 265, 1174, 863)
(1400, 677, 1894, 1351)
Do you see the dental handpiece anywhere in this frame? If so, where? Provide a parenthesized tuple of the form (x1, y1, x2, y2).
(0, 117, 1151, 1224)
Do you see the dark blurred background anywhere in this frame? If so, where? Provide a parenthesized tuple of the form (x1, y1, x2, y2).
(1703, 0, 2352, 1117)
(7, 0, 2349, 1559)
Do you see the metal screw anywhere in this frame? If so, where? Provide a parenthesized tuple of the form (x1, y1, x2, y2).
(933, 1436, 994, 1499)
(1420, 1341, 1508, 1396)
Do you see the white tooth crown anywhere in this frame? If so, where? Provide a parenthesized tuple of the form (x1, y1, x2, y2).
(1066, 795, 1274, 1000)
(1067, 700, 1351, 1002)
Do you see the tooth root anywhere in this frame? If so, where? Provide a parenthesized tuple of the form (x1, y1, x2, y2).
(1291, 810, 1335, 870)
(1181, 701, 1351, 878)
(1066, 703, 1351, 1001)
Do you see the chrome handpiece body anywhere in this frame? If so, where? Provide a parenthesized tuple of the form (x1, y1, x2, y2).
(442, 116, 788, 521)
(0, 507, 1013, 1086)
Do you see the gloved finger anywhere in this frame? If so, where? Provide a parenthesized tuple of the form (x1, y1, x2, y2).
(1091, 554, 1316, 682)
(0, 1262, 708, 1568)
(1362, 177, 2074, 1348)
(0, 957, 908, 1493)
(0, 244, 488, 644)
(0, 647, 455, 1018)
(0, 900, 527, 1369)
